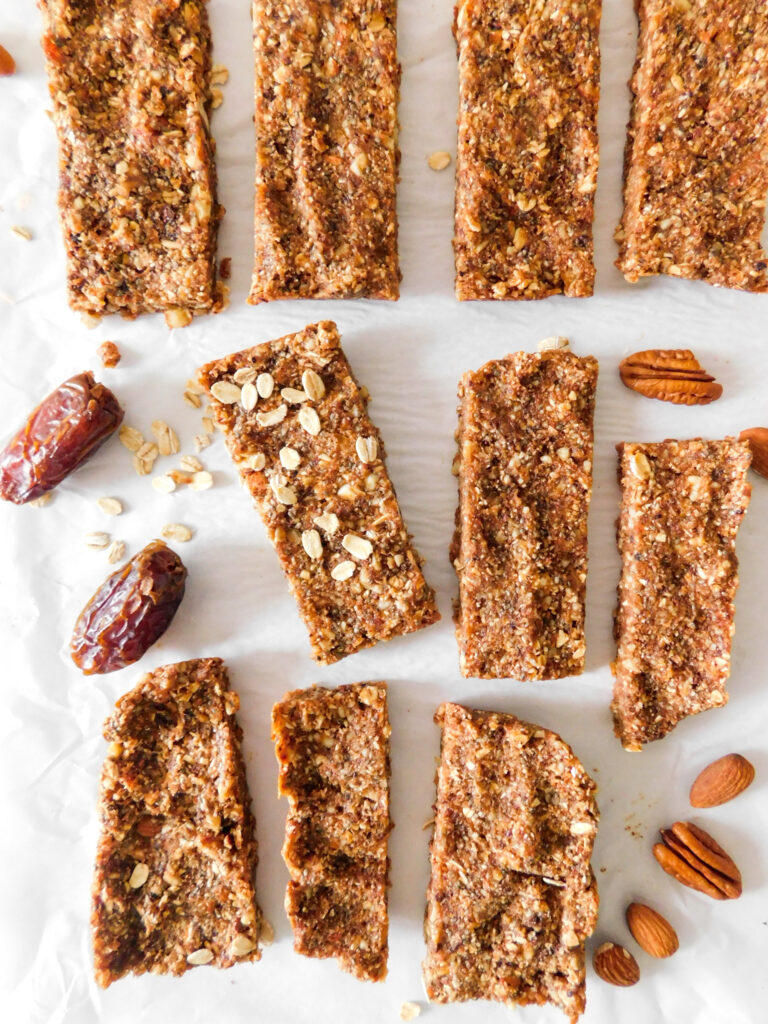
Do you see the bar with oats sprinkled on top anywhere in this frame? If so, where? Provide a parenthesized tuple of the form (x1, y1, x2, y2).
(198, 321, 439, 664)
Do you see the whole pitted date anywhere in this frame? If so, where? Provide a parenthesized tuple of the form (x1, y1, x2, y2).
(71, 541, 187, 674)
(0, 372, 123, 504)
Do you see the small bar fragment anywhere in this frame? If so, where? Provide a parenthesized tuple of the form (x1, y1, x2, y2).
(198, 321, 439, 664)
(272, 682, 391, 981)
(39, 0, 222, 320)
(616, 0, 768, 291)
(613, 439, 752, 750)
(91, 659, 264, 987)
(249, 1, 400, 302)
(451, 343, 598, 679)
(423, 703, 599, 1020)
(453, 0, 602, 300)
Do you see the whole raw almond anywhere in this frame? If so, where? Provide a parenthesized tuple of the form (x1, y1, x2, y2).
(626, 903, 679, 958)
(690, 753, 755, 808)
(593, 942, 640, 986)
(739, 428, 768, 479)
(0, 44, 16, 76)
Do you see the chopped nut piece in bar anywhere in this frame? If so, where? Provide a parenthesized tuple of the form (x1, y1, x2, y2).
(454, 0, 602, 300)
(613, 439, 752, 749)
(198, 321, 439, 664)
(249, 1, 400, 302)
(272, 682, 391, 981)
(423, 703, 599, 1022)
(451, 348, 598, 679)
(39, 0, 223, 318)
(616, 0, 768, 291)
(92, 658, 263, 987)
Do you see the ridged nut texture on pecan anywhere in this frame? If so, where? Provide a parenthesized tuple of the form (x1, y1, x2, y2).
(653, 821, 742, 900)
(619, 349, 723, 405)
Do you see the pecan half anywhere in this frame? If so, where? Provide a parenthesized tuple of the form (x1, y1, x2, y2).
(619, 349, 722, 405)
(653, 821, 741, 900)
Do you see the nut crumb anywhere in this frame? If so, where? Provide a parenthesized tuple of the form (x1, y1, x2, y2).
(97, 341, 121, 368)
(165, 308, 193, 330)
(538, 336, 570, 352)
(399, 1003, 421, 1022)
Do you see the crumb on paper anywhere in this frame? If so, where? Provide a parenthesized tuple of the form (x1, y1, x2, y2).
(399, 1001, 421, 1021)
(98, 341, 121, 368)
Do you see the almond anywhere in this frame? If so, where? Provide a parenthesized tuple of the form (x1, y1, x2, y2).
(690, 753, 755, 808)
(626, 903, 679, 958)
(653, 821, 742, 900)
(739, 428, 768, 479)
(593, 942, 640, 986)
(0, 44, 16, 76)
(619, 348, 722, 405)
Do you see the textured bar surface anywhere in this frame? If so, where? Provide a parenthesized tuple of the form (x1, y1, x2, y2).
(272, 681, 391, 981)
(249, 1, 400, 302)
(451, 347, 597, 679)
(453, 0, 601, 300)
(616, 0, 768, 291)
(39, 0, 222, 318)
(423, 703, 599, 1022)
(198, 321, 439, 664)
(91, 658, 263, 987)
(613, 439, 752, 749)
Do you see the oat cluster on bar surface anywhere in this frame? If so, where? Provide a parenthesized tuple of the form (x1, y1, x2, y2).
(616, 0, 768, 291)
(39, 0, 222, 319)
(249, 1, 400, 302)
(613, 439, 752, 750)
(198, 321, 439, 664)
(452, 347, 598, 679)
(91, 658, 263, 987)
(423, 703, 599, 1022)
(272, 682, 392, 981)
(453, 0, 602, 300)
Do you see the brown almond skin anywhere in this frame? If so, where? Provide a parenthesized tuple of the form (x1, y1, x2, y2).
(690, 753, 755, 808)
(626, 903, 679, 958)
(739, 428, 768, 479)
(0, 44, 15, 76)
(593, 942, 640, 986)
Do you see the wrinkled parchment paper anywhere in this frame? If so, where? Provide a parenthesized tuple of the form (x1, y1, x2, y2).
(1, 2, 766, 1022)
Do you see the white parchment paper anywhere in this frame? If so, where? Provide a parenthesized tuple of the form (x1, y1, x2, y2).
(1, 2, 766, 1023)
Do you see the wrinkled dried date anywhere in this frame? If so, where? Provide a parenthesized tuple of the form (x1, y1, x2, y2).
(71, 541, 187, 674)
(0, 372, 124, 504)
